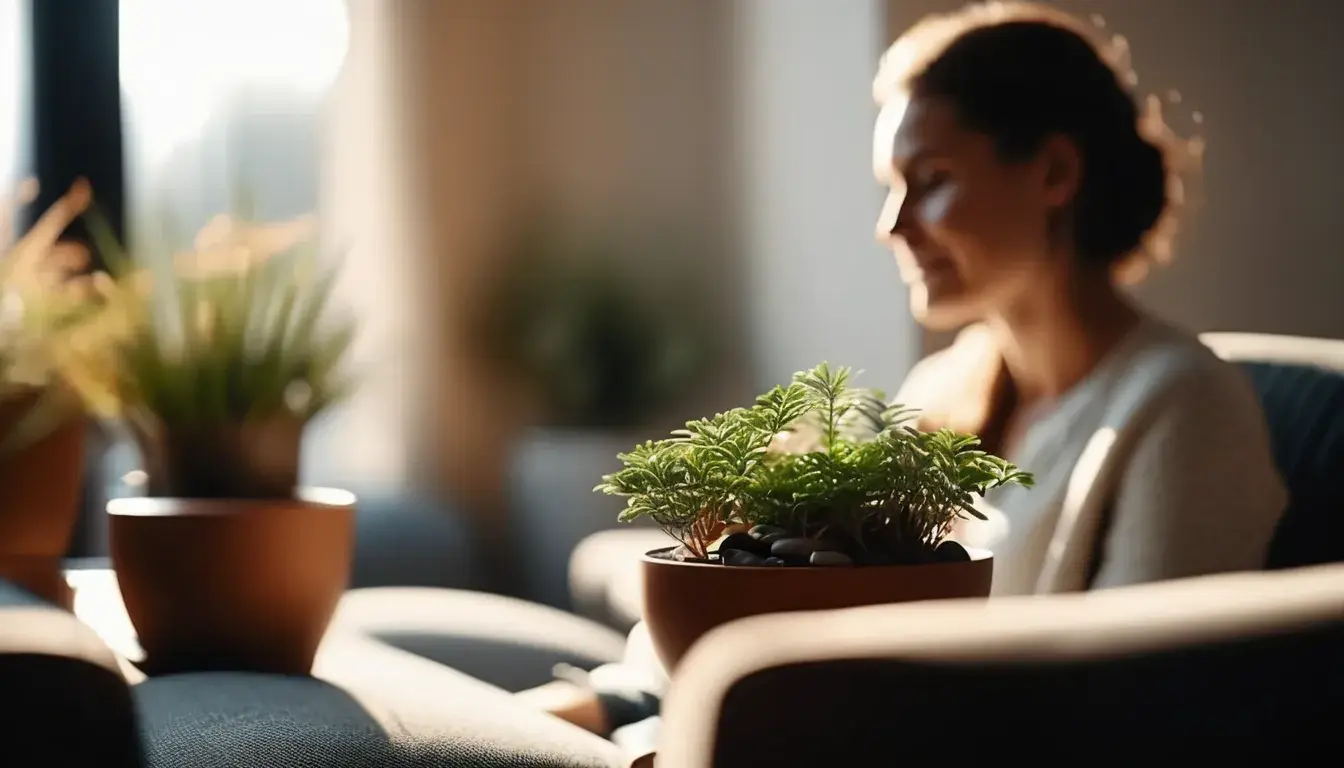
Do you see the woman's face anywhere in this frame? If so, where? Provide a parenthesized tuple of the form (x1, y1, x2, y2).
(874, 95, 1073, 330)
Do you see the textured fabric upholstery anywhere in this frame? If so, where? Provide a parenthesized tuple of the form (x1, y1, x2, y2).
(1201, 333, 1344, 567)
(656, 563, 1344, 767)
(69, 569, 626, 768)
(0, 581, 143, 766)
(133, 634, 625, 768)
(330, 587, 627, 693)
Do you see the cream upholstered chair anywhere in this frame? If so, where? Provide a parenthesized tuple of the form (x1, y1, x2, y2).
(1200, 332, 1344, 568)
(1200, 331, 1344, 371)
(654, 563, 1344, 767)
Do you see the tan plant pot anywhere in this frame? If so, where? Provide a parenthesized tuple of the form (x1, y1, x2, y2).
(0, 393, 86, 611)
(107, 488, 356, 676)
(641, 546, 993, 672)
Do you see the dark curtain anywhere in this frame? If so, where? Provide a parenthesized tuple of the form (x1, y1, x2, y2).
(22, 0, 126, 557)
(24, 0, 125, 249)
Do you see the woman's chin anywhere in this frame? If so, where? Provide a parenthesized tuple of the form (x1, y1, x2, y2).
(908, 283, 978, 331)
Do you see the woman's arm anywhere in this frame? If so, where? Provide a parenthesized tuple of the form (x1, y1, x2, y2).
(1091, 371, 1287, 589)
(520, 622, 668, 735)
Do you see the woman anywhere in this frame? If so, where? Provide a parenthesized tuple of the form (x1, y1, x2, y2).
(517, 1, 1288, 737)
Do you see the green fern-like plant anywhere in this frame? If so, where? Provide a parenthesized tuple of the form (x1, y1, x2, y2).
(595, 362, 1033, 563)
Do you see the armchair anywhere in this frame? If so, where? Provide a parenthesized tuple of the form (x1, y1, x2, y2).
(655, 563, 1344, 766)
(0, 581, 142, 766)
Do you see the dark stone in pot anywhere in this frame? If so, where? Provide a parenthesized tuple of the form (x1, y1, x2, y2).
(809, 551, 853, 566)
(770, 537, 844, 563)
(715, 532, 771, 558)
(721, 549, 767, 567)
(749, 525, 788, 545)
(936, 540, 971, 563)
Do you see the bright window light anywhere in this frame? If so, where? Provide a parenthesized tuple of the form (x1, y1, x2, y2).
(0, 0, 25, 185)
(119, 0, 350, 175)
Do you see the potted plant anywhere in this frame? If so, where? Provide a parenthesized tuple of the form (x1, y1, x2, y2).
(0, 179, 98, 610)
(55, 198, 358, 675)
(480, 218, 706, 432)
(595, 362, 1033, 670)
(478, 215, 711, 606)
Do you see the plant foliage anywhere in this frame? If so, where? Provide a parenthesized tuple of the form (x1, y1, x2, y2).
(478, 215, 707, 430)
(0, 179, 99, 453)
(45, 193, 355, 498)
(595, 362, 1033, 562)
(61, 207, 355, 432)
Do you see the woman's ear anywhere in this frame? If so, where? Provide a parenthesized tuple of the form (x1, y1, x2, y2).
(1038, 133, 1082, 210)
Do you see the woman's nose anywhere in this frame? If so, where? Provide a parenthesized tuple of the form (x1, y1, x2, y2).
(875, 187, 909, 244)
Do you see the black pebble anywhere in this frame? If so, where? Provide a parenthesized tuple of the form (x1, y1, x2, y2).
(935, 540, 971, 562)
(717, 532, 771, 558)
(809, 550, 853, 566)
(749, 525, 788, 545)
(770, 537, 844, 558)
(763, 557, 786, 567)
(721, 549, 767, 567)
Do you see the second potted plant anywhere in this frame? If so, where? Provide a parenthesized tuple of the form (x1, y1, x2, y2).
(595, 362, 1033, 671)
(58, 203, 358, 675)
(0, 179, 97, 610)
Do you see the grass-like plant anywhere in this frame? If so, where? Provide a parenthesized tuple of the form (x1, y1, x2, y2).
(0, 179, 100, 453)
(595, 362, 1033, 564)
(54, 200, 355, 498)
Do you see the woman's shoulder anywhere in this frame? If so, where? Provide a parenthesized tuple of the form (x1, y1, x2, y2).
(1108, 319, 1263, 415)
(895, 318, 1268, 433)
(894, 325, 1001, 432)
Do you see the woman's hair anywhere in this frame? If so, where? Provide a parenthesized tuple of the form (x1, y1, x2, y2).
(875, 2, 1200, 280)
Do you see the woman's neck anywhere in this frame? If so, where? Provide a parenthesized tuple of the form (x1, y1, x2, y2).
(986, 268, 1142, 403)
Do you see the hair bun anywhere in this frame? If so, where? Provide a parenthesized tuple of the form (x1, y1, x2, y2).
(1120, 132, 1169, 248)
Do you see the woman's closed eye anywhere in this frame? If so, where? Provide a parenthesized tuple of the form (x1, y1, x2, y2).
(908, 168, 951, 196)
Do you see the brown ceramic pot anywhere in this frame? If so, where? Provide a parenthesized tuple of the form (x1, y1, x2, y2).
(108, 488, 356, 676)
(641, 546, 994, 672)
(0, 392, 86, 611)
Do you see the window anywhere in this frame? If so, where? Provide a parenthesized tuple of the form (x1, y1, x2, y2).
(0, 0, 26, 186)
(93, 0, 350, 525)
(118, 0, 349, 248)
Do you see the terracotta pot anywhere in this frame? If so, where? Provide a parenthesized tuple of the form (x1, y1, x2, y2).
(108, 488, 356, 676)
(0, 392, 86, 611)
(641, 546, 993, 672)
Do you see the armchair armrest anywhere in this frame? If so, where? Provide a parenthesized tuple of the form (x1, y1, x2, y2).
(0, 582, 142, 766)
(655, 565, 1344, 767)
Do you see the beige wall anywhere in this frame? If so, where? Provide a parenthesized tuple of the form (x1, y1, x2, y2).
(383, 1, 740, 552)
(324, 0, 1342, 544)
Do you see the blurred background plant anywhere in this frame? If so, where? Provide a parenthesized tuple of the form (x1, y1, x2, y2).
(474, 208, 721, 606)
(477, 212, 713, 432)
(0, 178, 99, 453)
(52, 191, 354, 499)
